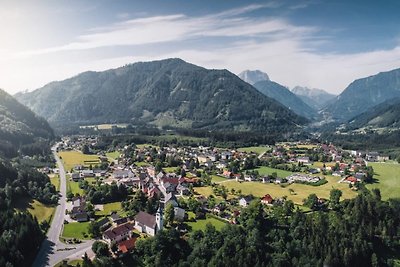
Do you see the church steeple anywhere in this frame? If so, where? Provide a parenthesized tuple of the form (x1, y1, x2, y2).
(156, 205, 163, 233)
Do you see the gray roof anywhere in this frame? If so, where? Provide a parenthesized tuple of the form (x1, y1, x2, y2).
(135, 211, 156, 228)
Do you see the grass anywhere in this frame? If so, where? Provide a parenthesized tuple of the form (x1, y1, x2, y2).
(14, 197, 55, 223)
(136, 144, 159, 149)
(252, 166, 293, 178)
(164, 167, 178, 173)
(211, 175, 228, 183)
(135, 161, 150, 167)
(219, 174, 357, 205)
(237, 146, 269, 155)
(95, 201, 125, 216)
(55, 259, 83, 267)
(66, 176, 84, 196)
(187, 212, 226, 232)
(194, 187, 215, 198)
(366, 163, 400, 200)
(50, 174, 60, 191)
(62, 221, 91, 240)
(106, 151, 121, 160)
(58, 151, 101, 171)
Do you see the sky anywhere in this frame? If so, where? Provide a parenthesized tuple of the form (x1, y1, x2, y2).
(1, 0, 400, 95)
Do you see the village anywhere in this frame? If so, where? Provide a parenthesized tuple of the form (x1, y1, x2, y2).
(46, 135, 387, 258)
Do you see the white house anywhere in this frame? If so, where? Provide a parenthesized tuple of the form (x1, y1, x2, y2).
(103, 222, 134, 244)
(134, 208, 163, 237)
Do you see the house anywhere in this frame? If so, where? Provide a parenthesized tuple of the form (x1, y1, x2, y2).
(134, 209, 163, 237)
(103, 223, 135, 244)
(261, 194, 274, 205)
(71, 173, 80, 182)
(118, 237, 137, 254)
(113, 170, 134, 180)
(244, 175, 256, 182)
(162, 193, 179, 208)
(239, 196, 253, 207)
(345, 176, 358, 184)
(366, 152, 379, 162)
(297, 157, 311, 164)
(74, 212, 89, 222)
(81, 169, 94, 178)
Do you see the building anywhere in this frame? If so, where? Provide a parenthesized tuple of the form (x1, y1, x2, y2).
(103, 223, 134, 244)
(134, 208, 163, 236)
(239, 196, 253, 207)
(261, 194, 274, 205)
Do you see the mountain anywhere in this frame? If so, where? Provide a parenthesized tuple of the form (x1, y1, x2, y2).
(15, 59, 308, 132)
(252, 80, 318, 120)
(324, 68, 400, 121)
(347, 97, 400, 129)
(238, 70, 270, 85)
(0, 89, 54, 157)
(291, 86, 336, 110)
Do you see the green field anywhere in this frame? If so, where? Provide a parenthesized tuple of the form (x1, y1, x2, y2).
(95, 201, 124, 216)
(58, 151, 101, 171)
(366, 163, 400, 200)
(211, 175, 228, 183)
(50, 174, 60, 191)
(55, 259, 83, 267)
(164, 167, 178, 173)
(187, 212, 226, 232)
(252, 166, 293, 178)
(136, 143, 159, 149)
(214, 174, 356, 205)
(66, 176, 84, 196)
(14, 197, 55, 223)
(106, 151, 121, 160)
(62, 221, 91, 240)
(238, 146, 269, 155)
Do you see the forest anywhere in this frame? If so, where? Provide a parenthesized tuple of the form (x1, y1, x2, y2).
(78, 189, 400, 267)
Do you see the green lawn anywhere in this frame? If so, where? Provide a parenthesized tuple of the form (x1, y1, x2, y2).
(135, 161, 150, 167)
(106, 151, 121, 160)
(211, 175, 228, 183)
(194, 186, 215, 198)
(62, 221, 91, 240)
(58, 151, 101, 171)
(252, 166, 293, 178)
(14, 197, 55, 223)
(218, 174, 356, 205)
(238, 146, 269, 155)
(66, 176, 84, 196)
(187, 213, 226, 232)
(366, 163, 400, 200)
(55, 259, 83, 267)
(95, 201, 125, 216)
(50, 174, 60, 191)
(164, 167, 178, 173)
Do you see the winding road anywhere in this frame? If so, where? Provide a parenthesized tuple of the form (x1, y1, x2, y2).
(32, 144, 94, 267)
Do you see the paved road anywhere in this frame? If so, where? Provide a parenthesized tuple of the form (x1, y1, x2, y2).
(33, 145, 94, 267)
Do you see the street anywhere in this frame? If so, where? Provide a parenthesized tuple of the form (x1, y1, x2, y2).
(32, 145, 94, 267)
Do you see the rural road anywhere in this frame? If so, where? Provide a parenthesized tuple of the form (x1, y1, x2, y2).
(32, 144, 94, 267)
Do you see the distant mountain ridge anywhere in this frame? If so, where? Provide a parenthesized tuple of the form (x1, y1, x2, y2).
(238, 70, 270, 85)
(348, 97, 400, 129)
(15, 59, 308, 133)
(0, 89, 53, 157)
(291, 86, 336, 110)
(324, 68, 400, 121)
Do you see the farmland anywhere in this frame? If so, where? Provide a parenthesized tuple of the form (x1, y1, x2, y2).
(58, 151, 101, 171)
(366, 162, 400, 200)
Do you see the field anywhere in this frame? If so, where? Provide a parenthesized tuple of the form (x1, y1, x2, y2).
(366, 163, 400, 200)
(187, 212, 226, 232)
(211, 175, 228, 183)
(14, 197, 55, 223)
(164, 167, 178, 173)
(95, 201, 125, 216)
(62, 221, 91, 240)
(66, 176, 84, 196)
(58, 151, 101, 171)
(213, 174, 357, 205)
(252, 166, 293, 178)
(106, 151, 121, 160)
(50, 174, 60, 191)
(238, 146, 269, 155)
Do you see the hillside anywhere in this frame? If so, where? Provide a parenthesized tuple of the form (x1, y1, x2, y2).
(253, 81, 318, 120)
(0, 89, 54, 157)
(324, 68, 400, 121)
(291, 86, 336, 110)
(347, 97, 400, 129)
(15, 59, 308, 132)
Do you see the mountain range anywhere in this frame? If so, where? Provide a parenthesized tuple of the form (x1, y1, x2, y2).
(15, 59, 308, 133)
(0, 89, 53, 157)
(239, 70, 318, 120)
(324, 68, 400, 121)
(291, 86, 336, 110)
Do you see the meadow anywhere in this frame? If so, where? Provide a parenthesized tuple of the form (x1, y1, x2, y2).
(62, 221, 91, 240)
(186, 212, 226, 232)
(366, 162, 400, 200)
(237, 146, 269, 155)
(14, 197, 55, 223)
(58, 151, 101, 171)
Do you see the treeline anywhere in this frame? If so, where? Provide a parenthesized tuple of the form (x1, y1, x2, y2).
(85, 190, 400, 267)
(0, 159, 58, 266)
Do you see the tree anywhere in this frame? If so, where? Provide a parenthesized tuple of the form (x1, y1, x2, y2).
(164, 203, 175, 227)
(329, 189, 342, 210)
(88, 221, 101, 238)
(304, 193, 319, 210)
(92, 241, 110, 257)
(82, 144, 90, 154)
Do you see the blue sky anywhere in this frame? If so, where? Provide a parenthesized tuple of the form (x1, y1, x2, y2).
(1, 0, 400, 94)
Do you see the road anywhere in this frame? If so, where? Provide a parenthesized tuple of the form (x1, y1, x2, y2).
(33, 144, 94, 267)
